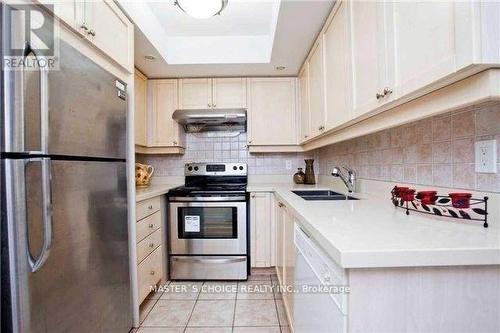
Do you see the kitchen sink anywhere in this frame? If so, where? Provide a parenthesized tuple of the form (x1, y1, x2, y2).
(292, 190, 359, 201)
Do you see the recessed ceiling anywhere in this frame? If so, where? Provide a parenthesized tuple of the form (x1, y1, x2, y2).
(120, 0, 335, 78)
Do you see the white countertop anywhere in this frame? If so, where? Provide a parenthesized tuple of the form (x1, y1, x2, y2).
(135, 183, 181, 202)
(249, 183, 500, 269)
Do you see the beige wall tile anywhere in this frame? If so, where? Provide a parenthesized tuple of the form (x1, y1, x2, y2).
(453, 138, 474, 163)
(452, 111, 475, 138)
(432, 164, 452, 187)
(453, 164, 476, 190)
(432, 114, 452, 142)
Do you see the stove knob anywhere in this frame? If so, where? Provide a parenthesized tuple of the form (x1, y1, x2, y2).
(233, 166, 237, 170)
(239, 166, 244, 170)
(188, 166, 193, 171)
(194, 166, 199, 171)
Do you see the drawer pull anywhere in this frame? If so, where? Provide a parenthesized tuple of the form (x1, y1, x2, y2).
(148, 205, 153, 210)
(149, 243, 155, 248)
(150, 270, 155, 275)
(149, 223, 154, 228)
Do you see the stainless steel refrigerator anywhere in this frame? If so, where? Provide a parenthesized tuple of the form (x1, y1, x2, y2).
(1, 3, 131, 332)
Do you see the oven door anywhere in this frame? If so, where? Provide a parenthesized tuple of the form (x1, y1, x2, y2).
(169, 201, 247, 255)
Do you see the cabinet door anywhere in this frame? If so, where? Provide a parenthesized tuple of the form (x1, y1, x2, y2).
(150, 80, 184, 147)
(283, 211, 295, 326)
(298, 65, 311, 143)
(250, 192, 271, 268)
(350, 0, 388, 119)
(387, 1, 459, 99)
(247, 78, 297, 146)
(178, 78, 212, 109)
(324, 1, 351, 129)
(134, 69, 147, 146)
(87, 0, 133, 72)
(40, 0, 79, 29)
(275, 201, 285, 284)
(213, 78, 247, 108)
(308, 40, 326, 138)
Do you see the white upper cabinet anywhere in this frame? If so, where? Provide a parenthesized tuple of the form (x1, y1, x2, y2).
(386, 1, 462, 100)
(178, 78, 212, 109)
(150, 80, 185, 148)
(40, 0, 133, 72)
(247, 78, 297, 146)
(85, 0, 133, 71)
(349, 0, 389, 119)
(298, 65, 311, 143)
(213, 78, 247, 109)
(308, 40, 326, 138)
(179, 78, 247, 109)
(323, 1, 351, 129)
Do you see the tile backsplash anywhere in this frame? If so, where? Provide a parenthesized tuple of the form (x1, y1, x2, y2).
(137, 132, 319, 177)
(137, 102, 499, 192)
(317, 101, 500, 192)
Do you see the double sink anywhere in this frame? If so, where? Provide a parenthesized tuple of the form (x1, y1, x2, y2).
(292, 190, 359, 201)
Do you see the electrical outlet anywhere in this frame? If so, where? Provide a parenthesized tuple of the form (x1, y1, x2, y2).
(285, 160, 292, 170)
(475, 140, 497, 173)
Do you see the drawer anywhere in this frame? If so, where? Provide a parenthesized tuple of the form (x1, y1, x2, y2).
(137, 228, 162, 264)
(136, 196, 161, 221)
(137, 245, 163, 304)
(136, 211, 161, 243)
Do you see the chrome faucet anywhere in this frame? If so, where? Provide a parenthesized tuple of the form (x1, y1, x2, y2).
(331, 166, 356, 193)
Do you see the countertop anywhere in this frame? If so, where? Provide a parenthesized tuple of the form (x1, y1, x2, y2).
(248, 183, 500, 269)
(135, 183, 181, 202)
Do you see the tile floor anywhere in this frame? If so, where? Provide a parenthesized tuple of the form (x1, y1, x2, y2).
(133, 269, 289, 333)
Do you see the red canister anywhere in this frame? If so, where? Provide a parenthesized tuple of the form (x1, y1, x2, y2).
(400, 189, 416, 202)
(417, 191, 437, 205)
(393, 186, 410, 198)
(449, 193, 472, 208)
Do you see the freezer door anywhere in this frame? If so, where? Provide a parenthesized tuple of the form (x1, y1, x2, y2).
(3, 159, 130, 333)
(2, 3, 127, 158)
(47, 41, 127, 158)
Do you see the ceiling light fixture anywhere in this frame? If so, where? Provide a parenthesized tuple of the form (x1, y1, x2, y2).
(174, 0, 228, 19)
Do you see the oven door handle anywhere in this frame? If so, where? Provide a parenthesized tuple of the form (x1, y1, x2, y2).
(171, 257, 246, 264)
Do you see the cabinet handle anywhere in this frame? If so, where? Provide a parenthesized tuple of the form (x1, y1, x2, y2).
(148, 205, 153, 210)
(213, 104, 216, 108)
(149, 243, 155, 248)
(81, 23, 89, 31)
(149, 223, 154, 228)
(278, 202, 285, 208)
(248, 140, 252, 144)
(251, 194, 255, 198)
(382, 87, 393, 96)
(376, 91, 385, 100)
(208, 103, 211, 107)
(173, 141, 178, 145)
(150, 270, 155, 275)
(87, 29, 96, 37)
(304, 134, 308, 138)
(318, 126, 325, 131)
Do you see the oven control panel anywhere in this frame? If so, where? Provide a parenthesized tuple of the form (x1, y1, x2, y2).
(185, 163, 247, 176)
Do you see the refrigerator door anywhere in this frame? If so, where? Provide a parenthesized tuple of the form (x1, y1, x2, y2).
(2, 3, 127, 158)
(3, 158, 130, 333)
(46, 41, 127, 159)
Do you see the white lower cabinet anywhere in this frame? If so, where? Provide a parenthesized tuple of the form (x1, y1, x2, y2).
(135, 195, 166, 305)
(250, 192, 272, 268)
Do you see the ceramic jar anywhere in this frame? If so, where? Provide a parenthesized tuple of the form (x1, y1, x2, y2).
(293, 168, 305, 184)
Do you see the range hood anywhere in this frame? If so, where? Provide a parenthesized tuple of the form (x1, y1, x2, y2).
(172, 108, 247, 133)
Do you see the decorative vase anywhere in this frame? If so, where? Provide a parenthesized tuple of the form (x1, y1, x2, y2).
(135, 163, 154, 187)
(293, 168, 305, 184)
(304, 159, 316, 185)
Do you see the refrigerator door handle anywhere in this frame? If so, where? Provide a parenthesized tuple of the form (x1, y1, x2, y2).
(21, 42, 49, 154)
(26, 158, 53, 272)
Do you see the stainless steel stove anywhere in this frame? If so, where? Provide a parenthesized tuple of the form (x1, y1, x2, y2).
(167, 163, 248, 280)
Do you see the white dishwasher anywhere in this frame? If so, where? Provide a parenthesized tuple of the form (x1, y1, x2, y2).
(294, 225, 347, 333)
